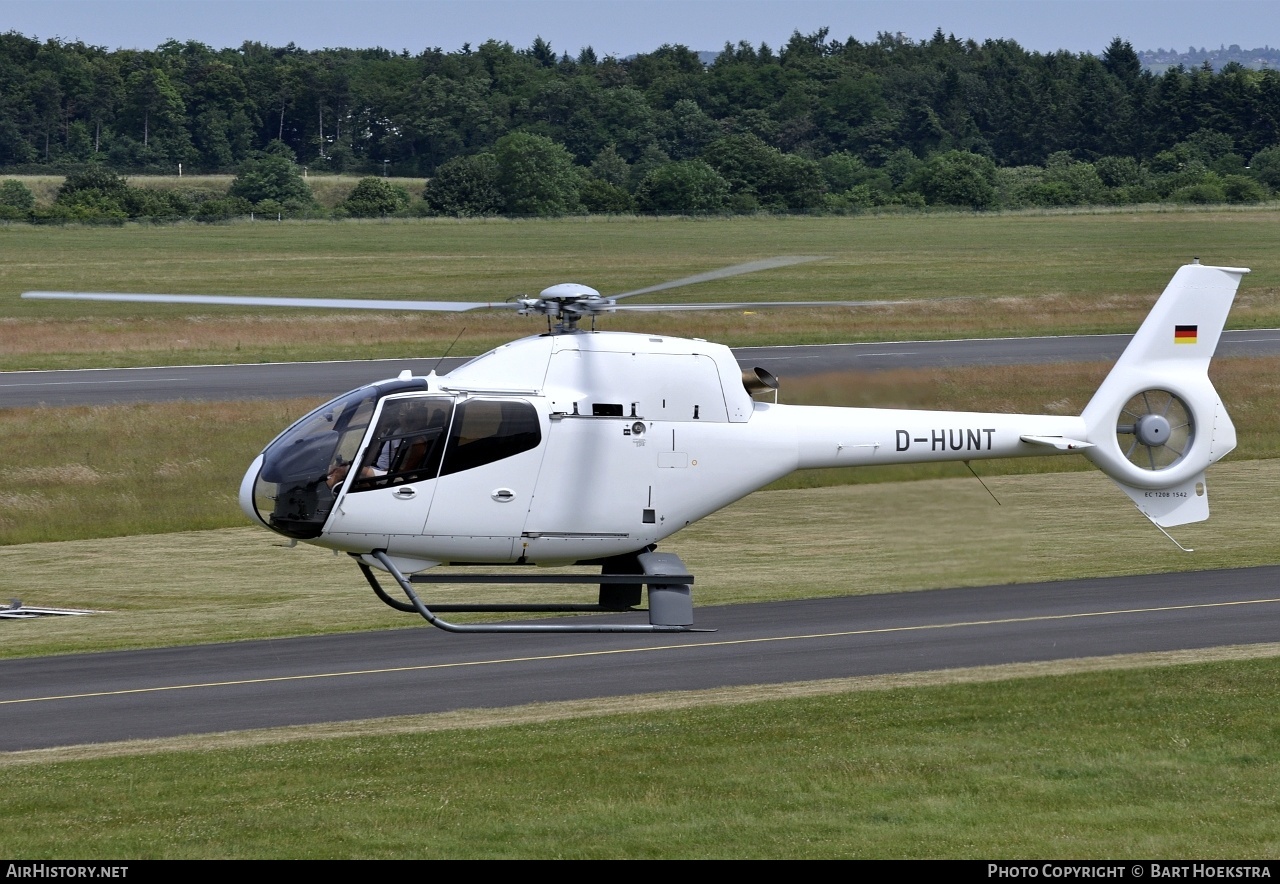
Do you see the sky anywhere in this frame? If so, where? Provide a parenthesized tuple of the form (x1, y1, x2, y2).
(3, 0, 1277, 58)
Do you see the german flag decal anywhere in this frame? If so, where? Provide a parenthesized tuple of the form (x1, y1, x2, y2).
(1174, 324, 1198, 344)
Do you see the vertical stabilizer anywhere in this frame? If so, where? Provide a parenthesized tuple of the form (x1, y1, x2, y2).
(1080, 263, 1247, 527)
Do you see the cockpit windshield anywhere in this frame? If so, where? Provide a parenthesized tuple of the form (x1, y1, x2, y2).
(251, 383, 421, 539)
(248, 381, 541, 541)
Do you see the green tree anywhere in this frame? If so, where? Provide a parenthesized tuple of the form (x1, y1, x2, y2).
(818, 157, 892, 207)
(1101, 37, 1142, 87)
(882, 148, 923, 189)
(770, 154, 825, 210)
(589, 143, 631, 188)
(1092, 156, 1157, 204)
(627, 144, 672, 191)
(819, 152, 876, 192)
(184, 56, 254, 170)
(634, 160, 728, 212)
(579, 178, 634, 213)
(1094, 155, 1146, 188)
(422, 153, 502, 216)
(1170, 176, 1227, 204)
(121, 66, 192, 163)
(492, 132, 581, 215)
(228, 149, 316, 207)
(45, 166, 131, 220)
(908, 150, 997, 209)
(815, 71, 888, 151)
(56, 165, 130, 206)
(526, 36, 557, 68)
(1248, 146, 1280, 189)
(16, 26, 1280, 193)
(701, 133, 823, 210)
(1180, 129, 1237, 167)
(0, 179, 36, 210)
(662, 99, 721, 160)
(194, 195, 253, 220)
(27, 68, 63, 162)
(123, 187, 193, 220)
(1221, 174, 1268, 203)
(702, 133, 778, 196)
(1038, 152, 1106, 204)
(341, 176, 410, 217)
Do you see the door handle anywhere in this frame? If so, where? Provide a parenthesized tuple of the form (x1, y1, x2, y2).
(393, 488, 416, 499)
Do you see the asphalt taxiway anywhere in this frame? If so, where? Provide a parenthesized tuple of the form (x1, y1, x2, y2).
(2, 567, 1277, 751)
(4, 329, 1279, 407)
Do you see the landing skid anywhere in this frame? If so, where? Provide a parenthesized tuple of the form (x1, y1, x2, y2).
(359, 550, 712, 633)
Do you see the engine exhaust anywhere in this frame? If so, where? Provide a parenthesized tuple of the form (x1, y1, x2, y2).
(742, 366, 779, 394)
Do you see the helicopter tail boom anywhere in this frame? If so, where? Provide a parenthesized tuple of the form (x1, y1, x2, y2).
(749, 262, 1246, 529)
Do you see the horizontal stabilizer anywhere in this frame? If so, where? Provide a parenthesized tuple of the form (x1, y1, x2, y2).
(1020, 434, 1094, 451)
(1113, 471, 1210, 527)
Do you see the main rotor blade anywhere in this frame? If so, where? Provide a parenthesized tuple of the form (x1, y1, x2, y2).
(611, 256, 827, 300)
(21, 292, 515, 312)
(613, 299, 902, 311)
(612, 297, 966, 312)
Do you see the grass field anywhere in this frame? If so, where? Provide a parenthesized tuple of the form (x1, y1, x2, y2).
(3, 209, 1279, 370)
(3, 654, 1278, 858)
(3, 209, 1278, 858)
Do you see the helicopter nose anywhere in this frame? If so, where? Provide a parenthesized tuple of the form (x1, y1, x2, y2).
(240, 454, 267, 527)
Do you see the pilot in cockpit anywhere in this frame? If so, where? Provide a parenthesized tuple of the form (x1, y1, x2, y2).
(326, 399, 447, 490)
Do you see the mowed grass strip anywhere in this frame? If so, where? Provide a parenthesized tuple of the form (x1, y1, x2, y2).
(2, 657, 1278, 858)
(4, 458, 1279, 659)
(3, 210, 1279, 369)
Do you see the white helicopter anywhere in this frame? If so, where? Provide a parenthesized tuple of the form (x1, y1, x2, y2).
(24, 258, 1248, 633)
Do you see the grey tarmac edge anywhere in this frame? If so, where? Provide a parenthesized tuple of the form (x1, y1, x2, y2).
(4, 329, 1280, 408)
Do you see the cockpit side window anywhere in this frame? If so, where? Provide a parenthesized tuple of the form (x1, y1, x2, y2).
(439, 399, 541, 477)
(347, 397, 454, 492)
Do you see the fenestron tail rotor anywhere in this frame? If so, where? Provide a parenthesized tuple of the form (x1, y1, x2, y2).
(1115, 389, 1195, 471)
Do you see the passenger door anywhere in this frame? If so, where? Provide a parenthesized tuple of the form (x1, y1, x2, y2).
(420, 397, 546, 561)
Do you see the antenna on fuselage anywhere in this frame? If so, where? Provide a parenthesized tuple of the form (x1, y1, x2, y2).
(432, 326, 467, 374)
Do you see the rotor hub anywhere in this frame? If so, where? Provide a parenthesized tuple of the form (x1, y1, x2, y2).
(1134, 413, 1171, 447)
(1116, 389, 1194, 472)
(519, 284, 617, 333)
(539, 283, 600, 300)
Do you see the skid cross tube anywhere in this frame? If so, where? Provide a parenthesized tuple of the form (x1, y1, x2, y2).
(365, 551, 706, 634)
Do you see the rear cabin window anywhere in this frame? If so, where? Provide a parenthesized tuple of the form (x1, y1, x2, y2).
(439, 399, 541, 477)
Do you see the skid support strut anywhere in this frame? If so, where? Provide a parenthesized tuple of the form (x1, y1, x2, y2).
(361, 550, 708, 634)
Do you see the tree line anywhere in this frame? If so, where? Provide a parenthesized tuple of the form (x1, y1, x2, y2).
(2, 28, 1280, 219)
